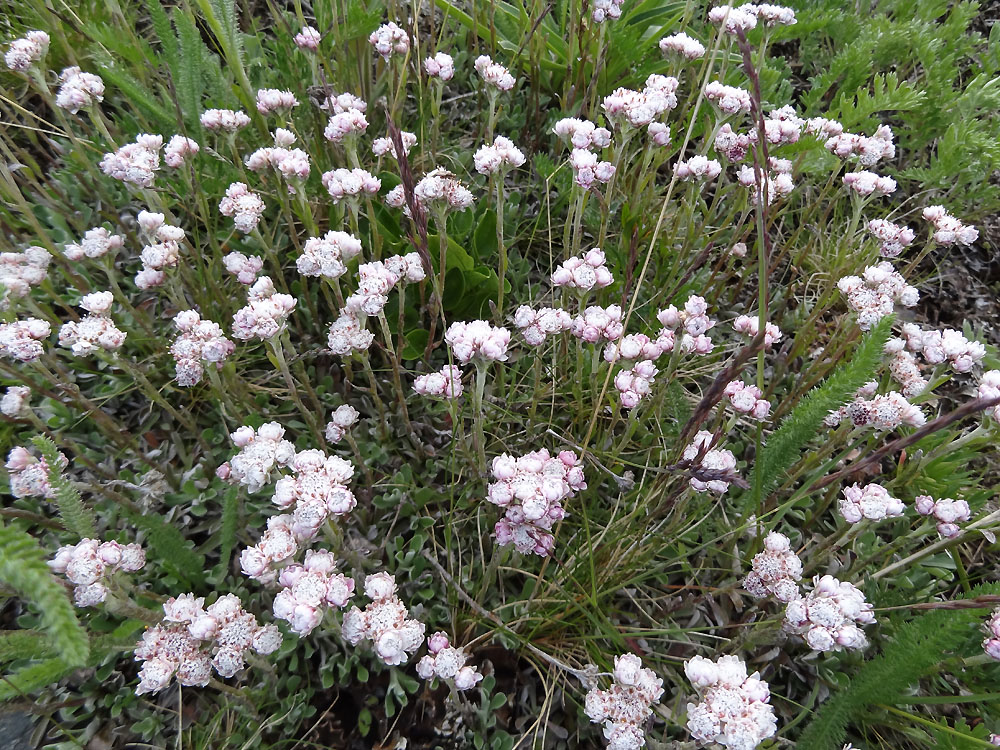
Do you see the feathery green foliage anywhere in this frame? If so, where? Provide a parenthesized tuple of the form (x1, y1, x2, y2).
(0, 523, 89, 668)
(214, 486, 239, 578)
(31, 435, 96, 540)
(121, 506, 205, 586)
(0, 657, 77, 702)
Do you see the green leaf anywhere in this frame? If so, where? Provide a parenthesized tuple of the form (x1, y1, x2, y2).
(121, 507, 205, 586)
(473, 209, 498, 263)
(401, 329, 429, 360)
(31, 436, 96, 540)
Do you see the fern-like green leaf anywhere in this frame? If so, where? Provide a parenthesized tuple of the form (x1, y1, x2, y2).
(30, 436, 96, 540)
(145, 0, 179, 71)
(835, 72, 927, 129)
(213, 486, 239, 579)
(0, 523, 89, 667)
(0, 631, 56, 662)
(121, 507, 205, 586)
(173, 9, 208, 130)
(0, 657, 76, 702)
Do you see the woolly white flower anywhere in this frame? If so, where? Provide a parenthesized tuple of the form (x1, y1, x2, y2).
(675, 155, 722, 181)
(6, 445, 66, 498)
(424, 52, 455, 80)
(170, 310, 235, 386)
(416, 632, 483, 690)
(446, 320, 511, 363)
(592, 0, 624, 22)
(474, 55, 515, 91)
(914, 494, 971, 539)
(273, 550, 355, 636)
(320, 92, 367, 114)
(294, 26, 321, 51)
(231, 276, 297, 341)
(55, 67, 104, 113)
(784, 575, 875, 652)
(1, 385, 30, 418)
(200, 109, 251, 132)
(0, 246, 50, 307)
(660, 32, 706, 59)
(922, 205, 979, 246)
(573, 305, 624, 343)
(825, 125, 895, 166)
(100, 134, 162, 187)
(372, 131, 417, 159)
(553, 118, 612, 151)
(224, 252, 263, 285)
(413, 365, 464, 399)
(705, 81, 752, 115)
(513, 306, 573, 346)
(552, 248, 613, 291)
(570, 148, 616, 189)
(838, 262, 918, 331)
(341, 573, 425, 666)
(321, 168, 380, 203)
(474, 135, 526, 175)
(867, 219, 915, 258)
(324, 108, 369, 144)
(219, 182, 266, 233)
(369, 22, 410, 59)
(744, 532, 802, 602)
(708, 4, 758, 34)
(684, 654, 777, 750)
(58, 293, 127, 356)
(683, 431, 738, 493)
(843, 170, 896, 197)
(585, 653, 664, 749)
(164, 135, 200, 168)
(5, 30, 49, 71)
(327, 312, 374, 356)
(225, 421, 296, 493)
(64, 227, 124, 261)
(49, 538, 145, 607)
(414, 169, 475, 212)
(724, 381, 771, 420)
(715, 124, 752, 161)
(603, 75, 679, 128)
(297, 231, 363, 278)
(325, 405, 360, 443)
(615, 360, 658, 410)
(0, 318, 50, 362)
(839, 482, 905, 523)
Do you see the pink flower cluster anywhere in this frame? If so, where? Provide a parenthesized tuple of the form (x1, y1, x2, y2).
(325, 404, 360, 443)
(708, 4, 759, 34)
(0, 246, 50, 307)
(294, 25, 321, 50)
(570, 148, 616, 189)
(843, 170, 896, 197)
(884, 343, 926, 397)
(446, 320, 511, 363)
(604, 333, 666, 363)
(487, 449, 586, 556)
(603, 75, 679, 128)
(839, 482, 904, 523)
(413, 365, 464, 399)
(475, 55, 515, 91)
(747, 106, 803, 146)
(239, 515, 306, 582)
(135, 210, 186, 289)
(324, 108, 368, 144)
(342, 573, 426, 665)
(327, 312, 375, 356)
(320, 92, 367, 115)
(369, 22, 409, 59)
(273, 549, 355, 635)
(838, 262, 918, 331)
(0, 318, 50, 362)
(164, 134, 200, 168)
(683, 431, 739, 493)
(372, 130, 417, 159)
(914, 495, 970, 539)
(272, 448, 356, 523)
(825, 125, 895, 166)
(867, 219, 914, 257)
(134, 594, 281, 694)
(724, 381, 771, 420)
(922, 205, 978, 246)
(200, 108, 251, 132)
(784, 575, 875, 652)
(1, 385, 30, 417)
(675, 155, 722, 181)
(615, 360, 658, 410)
(345, 260, 400, 316)
(658, 295, 716, 353)
(474, 135, 526, 175)
(553, 118, 612, 150)
(49, 538, 145, 607)
(225, 422, 296, 492)
(574, 305, 624, 343)
(983, 607, 1000, 661)
(979, 371, 1000, 421)
(219, 182, 266, 233)
(58, 292, 127, 355)
(55, 66, 104, 113)
(415, 168, 475, 212)
(705, 81, 752, 115)
(224, 251, 264, 284)
(824, 386, 925, 431)
(6, 445, 65, 498)
(733, 314, 782, 348)
(297, 231, 363, 279)
(321, 167, 380, 203)
(898, 323, 984, 373)
(744, 531, 802, 602)
(715, 124, 752, 161)
(246, 136, 311, 183)
(5, 30, 49, 71)
(100, 134, 162, 187)
(232, 277, 297, 341)
(64, 227, 124, 260)
(552, 248, 614, 291)
(423, 52, 455, 80)
(736, 159, 795, 205)
(255, 88, 298, 115)
(585, 653, 664, 750)
(514, 306, 573, 346)
(170, 310, 235, 386)
(416, 632, 483, 690)
(660, 32, 706, 60)
(591, 0, 624, 22)
(685, 654, 777, 750)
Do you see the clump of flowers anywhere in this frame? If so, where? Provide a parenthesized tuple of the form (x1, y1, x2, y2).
(474, 54, 515, 91)
(321, 167, 380, 204)
(675, 155, 722, 181)
(704, 81, 752, 115)
(372, 130, 417, 159)
(553, 118, 611, 150)
(603, 75, 680, 128)
(983, 607, 1000, 661)
(255, 88, 298, 115)
(369, 22, 409, 59)
(914, 495, 971, 539)
(294, 25, 321, 50)
(164, 134, 200, 168)
(591, 0, 624, 22)
(342, 573, 426, 666)
(416, 632, 484, 690)
(922, 205, 979, 246)
(49, 538, 145, 607)
(325, 405, 360, 443)
(170, 310, 235, 386)
(843, 170, 896, 197)
(55, 66, 104, 113)
(732, 314, 782, 349)
(604, 333, 665, 363)
(708, 4, 759, 34)
(323, 108, 369, 144)
(825, 125, 895, 166)
(200, 108, 251, 132)
(423, 52, 454, 80)
(273, 549, 355, 635)
(615, 360, 658, 410)
(413, 365, 464, 399)
(514, 306, 574, 346)
(225, 422, 296, 493)
(660, 32, 706, 60)
(134, 210, 187, 289)
(0, 318, 50, 362)
(867, 219, 915, 258)
(64, 227, 124, 261)
(58, 292, 127, 356)
(272, 449, 357, 534)
(724, 381, 771, 420)
(573, 305, 624, 343)
(134, 594, 281, 694)
(898, 323, 985, 373)
(0, 246, 50, 307)
(100, 134, 162, 187)
(552, 248, 614, 291)
(585, 653, 664, 750)
(232, 277, 297, 341)
(1, 385, 30, 418)
(682, 431, 739, 494)
(219, 182, 266, 233)
(327, 312, 375, 356)
(474, 135, 526, 175)
(223, 251, 264, 284)
(784, 575, 875, 651)
(446, 320, 511, 363)
(345, 260, 400, 316)
(569, 148, 617, 189)
(747, 106, 803, 146)
(5, 30, 49, 71)
(744, 531, 802, 602)
(715, 124, 752, 161)
(684, 654, 777, 750)
(838, 262, 918, 331)
(6, 445, 66, 499)
(297, 231, 363, 279)
(824, 387, 926, 431)
(839, 482, 905, 523)
(979, 371, 1000, 421)
(239, 515, 301, 583)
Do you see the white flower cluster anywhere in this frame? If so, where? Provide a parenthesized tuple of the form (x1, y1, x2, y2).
(164, 134, 200, 167)
(327, 312, 375, 356)
(657, 295, 716, 353)
(708, 4, 758, 33)
(603, 75, 680, 128)
(747, 105, 803, 146)
(724, 381, 771, 420)
(838, 261, 918, 331)
(474, 135, 526, 175)
(272, 449, 357, 526)
(255, 88, 298, 115)
(552, 248, 614, 291)
(648, 122, 671, 147)
(321, 167, 380, 203)
(825, 125, 895, 166)
(914, 495, 970, 539)
(342, 573, 426, 665)
(615, 360, 658, 410)
(922, 205, 978, 246)
(824, 385, 926, 431)
(884, 343, 927, 397)
(784, 575, 875, 652)
(0, 246, 50, 308)
(239, 515, 308, 582)
(225, 422, 296, 493)
(58, 291, 127, 355)
(715, 124, 752, 161)
(475, 54, 515, 91)
(604, 333, 665, 363)
(232, 276, 297, 341)
(224, 251, 264, 285)
(297, 231, 363, 279)
(372, 130, 417, 159)
(898, 322, 984, 373)
(325, 404, 360, 442)
(570, 148, 616, 189)
(574, 305, 625, 343)
(685, 654, 777, 750)
(736, 158, 794, 205)
(867, 219, 915, 258)
(6, 445, 65, 498)
(676, 155, 722, 181)
(219, 182, 266, 233)
(423, 52, 455, 80)
(4, 30, 49, 71)
(135, 210, 186, 289)
(843, 170, 896, 197)
(683, 431, 739, 493)
(1, 385, 30, 417)
(170, 310, 235, 386)
(660, 32, 706, 60)
(585, 653, 664, 750)
(55, 66, 104, 113)
(839, 482, 905, 523)
(413, 365, 464, 399)
(416, 632, 484, 690)
(323, 107, 369, 144)
(294, 25, 321, 50)
(100, 134, 162, 187)
(592, 0, 624, 22)
(135, 594, 281, 694)
(446, 320, 511, 363)
(369, 22, 409, 59)
(705, 81, 752, 116)
(273, 549, 355, 635)
(553, 118, 612, 151)
(246, 132, 311, 183)
(49, 538, 145, 607)
(64, 227, 124, 261)
(200, 108, 251, 132)
(979, 370, 1000, 421)
(743, 531, 802, 602)
(320, 92, 367, 114)
(0, 318, 50, 362)
(514, 306, 573, 346)
(345, 260, 400, 316)
(487, 449, 586, 556)
(983, 607, 1000, 661)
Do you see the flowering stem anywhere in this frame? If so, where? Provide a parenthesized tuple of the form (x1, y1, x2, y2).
(268, 336, 323, 445)
(359, 355, 389, 440)
(376, 311, 415, 438)
(495, 176, 507, 321)
(472, 361, 489, 474)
